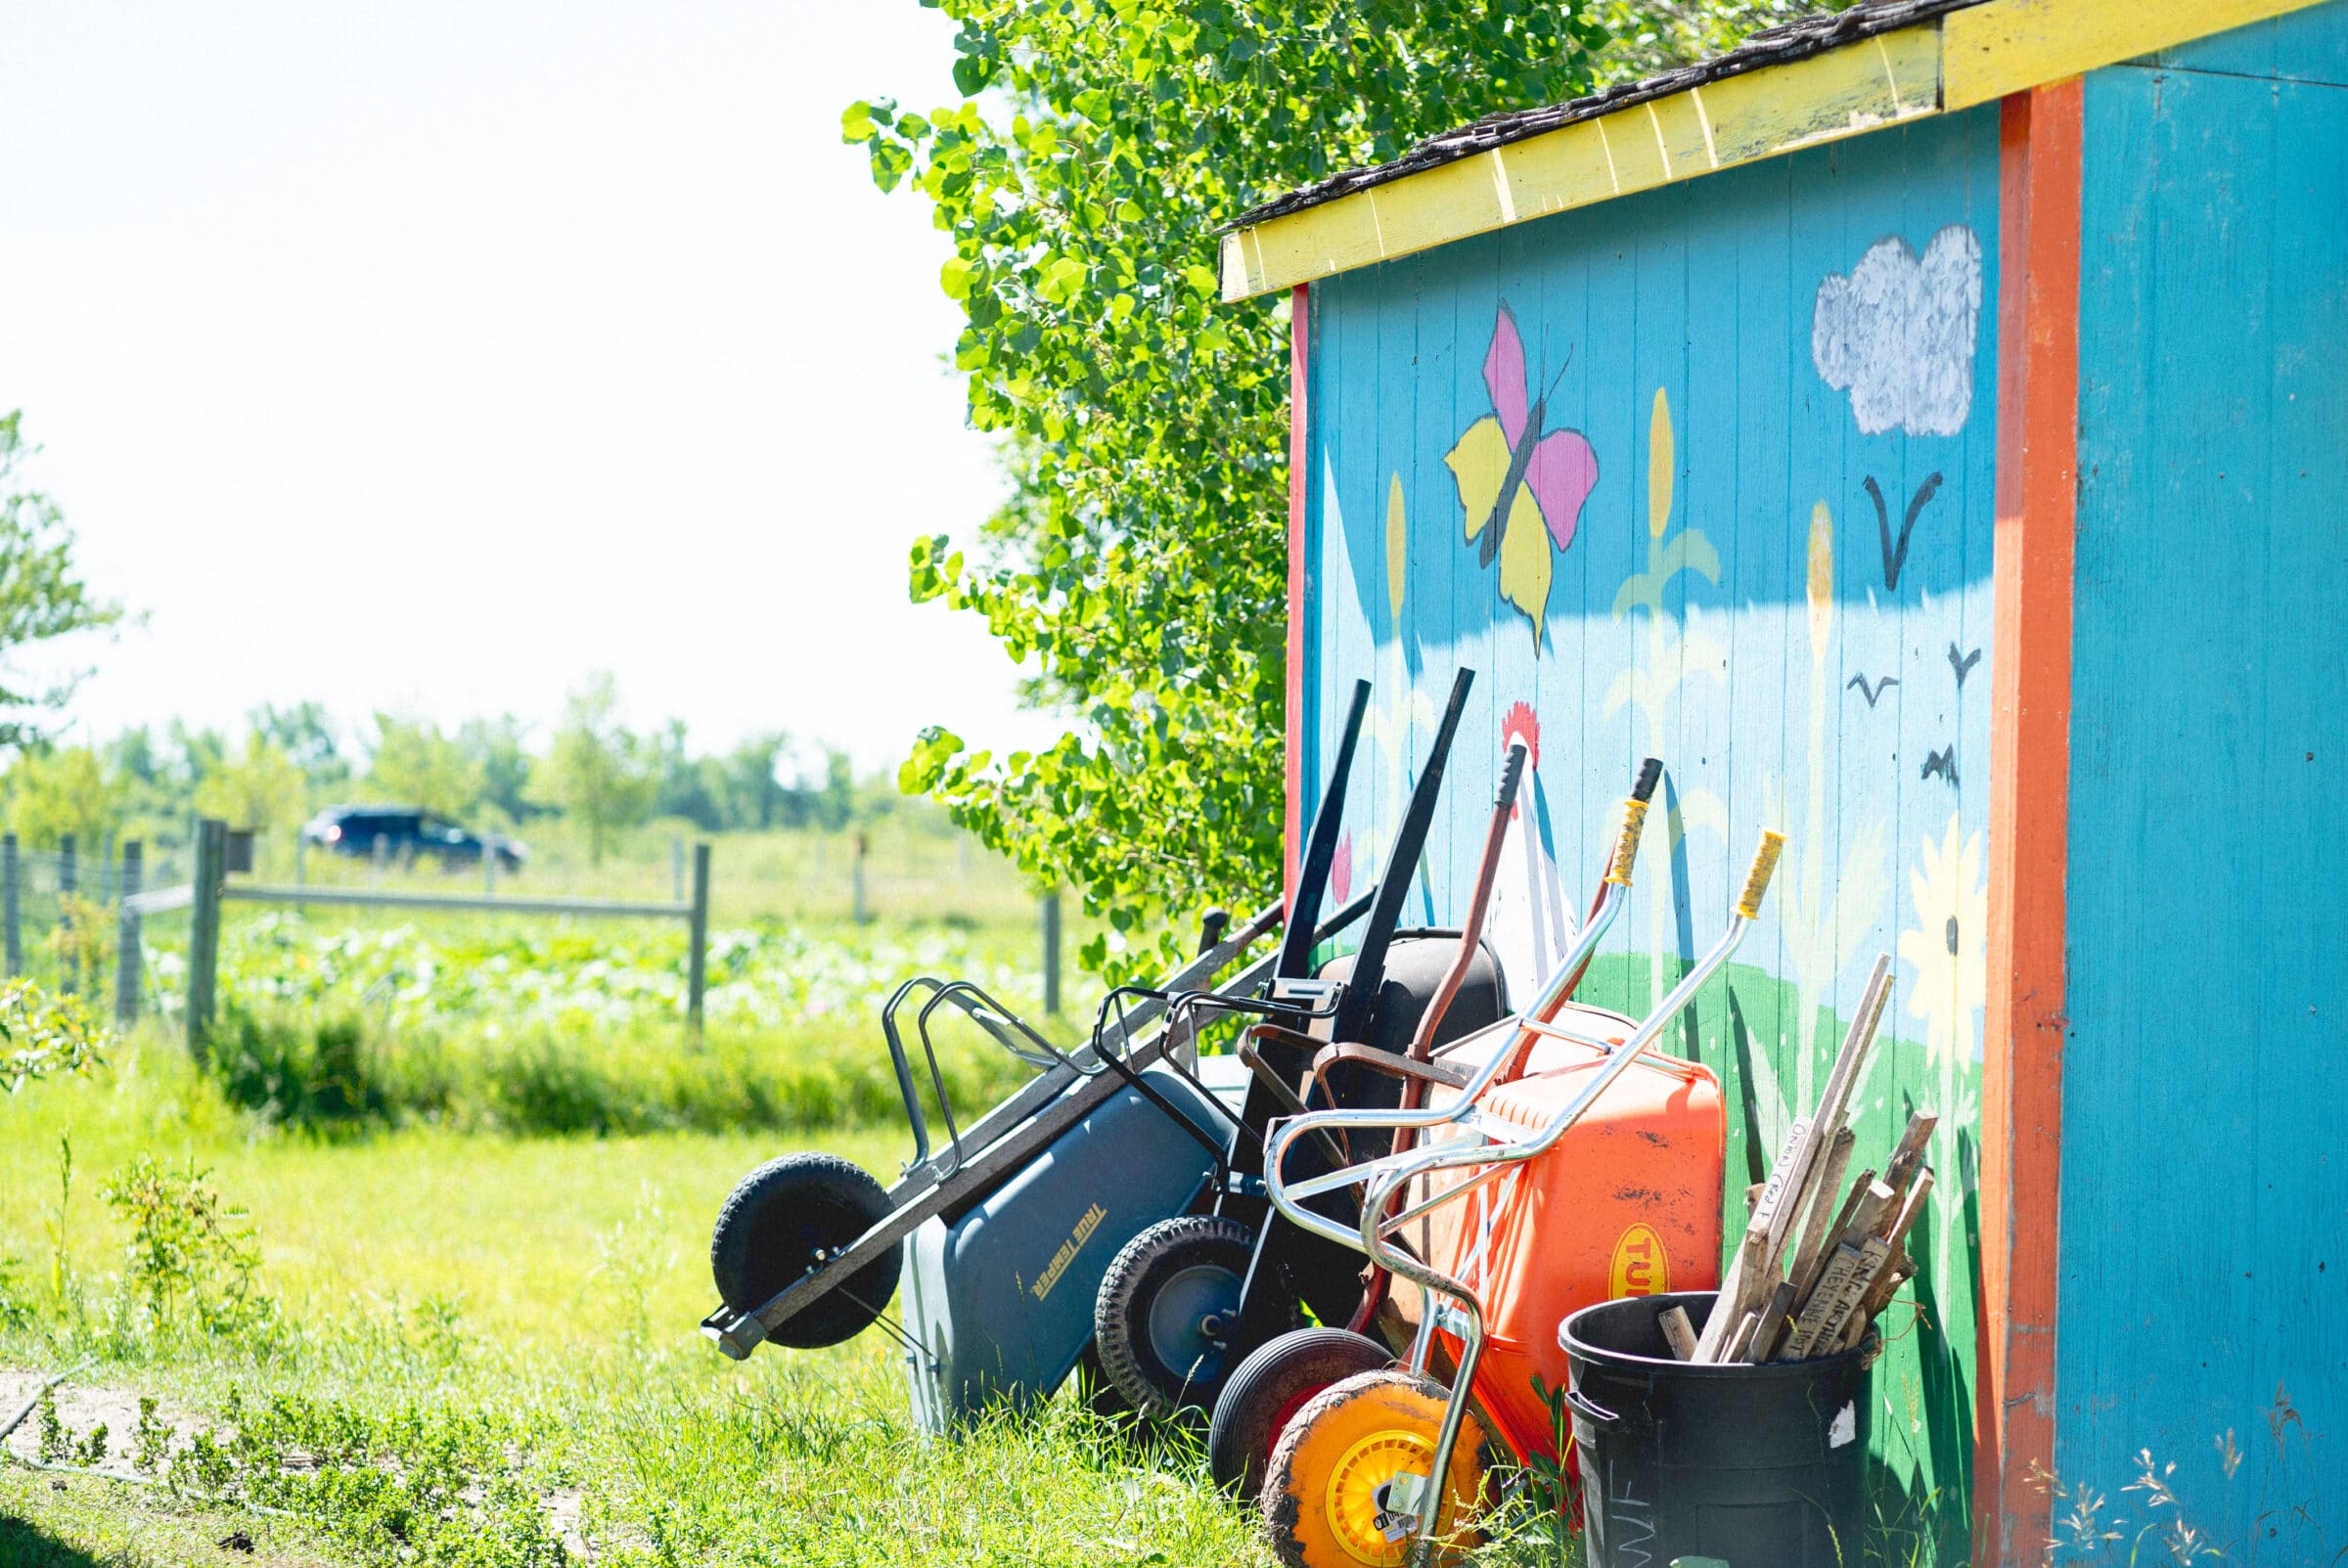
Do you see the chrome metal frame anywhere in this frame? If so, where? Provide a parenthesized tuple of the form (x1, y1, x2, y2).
(1263, 823, 1781, 1565)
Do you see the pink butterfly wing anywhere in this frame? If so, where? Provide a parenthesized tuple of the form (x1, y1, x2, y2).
(1482, 304, 1530, 449)
(1525, 428, 1599, 551)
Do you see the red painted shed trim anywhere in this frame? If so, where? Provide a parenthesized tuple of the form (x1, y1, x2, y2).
(1975, 77, 2081, 1568)
(1285, 284, 1310, 912)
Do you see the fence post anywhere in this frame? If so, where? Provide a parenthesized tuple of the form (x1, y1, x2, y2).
(4, 831, 19, 977)
(1040, 890, 1061, 1016)
(115, 841, 143, 1026)
(851, 832, 869, 924)
(59, 832, 76, 994)
(686, 841, 710, 1038)
(186, 819, 227, 1054)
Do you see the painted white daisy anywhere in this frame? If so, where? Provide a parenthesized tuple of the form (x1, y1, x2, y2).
(1898, 811, 1987, 1072)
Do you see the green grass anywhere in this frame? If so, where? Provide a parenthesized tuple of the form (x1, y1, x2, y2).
(0, 1038, 1294, 1567)
(1, 1465, 348, 1567)
(0, 922, 1995, 1567)
(0, 1036, 1610, 1567)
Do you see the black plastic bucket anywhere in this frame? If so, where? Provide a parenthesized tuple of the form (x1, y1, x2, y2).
(1560, 1290, 1876, 1568)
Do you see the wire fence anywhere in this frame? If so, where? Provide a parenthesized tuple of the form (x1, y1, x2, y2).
(0, 833, 188, 1021)
(8, 824, 1072, 1044)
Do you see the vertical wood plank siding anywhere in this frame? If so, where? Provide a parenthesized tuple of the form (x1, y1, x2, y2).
(2057, 0, 2348, 1544)
(1294, 109, 2004, 1548)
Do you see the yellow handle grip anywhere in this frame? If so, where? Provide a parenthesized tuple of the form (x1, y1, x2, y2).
(1604, 797, 1650, 887)
(1736, 830, 1786, 919)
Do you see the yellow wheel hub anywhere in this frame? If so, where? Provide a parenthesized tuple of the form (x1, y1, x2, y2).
(1260, 1368, 1488, 1568)
(1325, 1428, 1435, 1565)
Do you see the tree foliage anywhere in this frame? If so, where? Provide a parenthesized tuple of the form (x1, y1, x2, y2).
(7, 746, 117, 850)
(856, 0, 1789, 975)
(194, 733, 306, 830)
(528, 673, 657, 866)
(0, 413, 122, 750)
(367, 714, 485, 821)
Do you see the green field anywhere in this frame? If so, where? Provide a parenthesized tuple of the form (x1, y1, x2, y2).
(1, 1033, 1310, 1568)
(0, 807, 1436, 1568)
(0, 838, 1601, 1568)
(0, 827, 1346, 1568)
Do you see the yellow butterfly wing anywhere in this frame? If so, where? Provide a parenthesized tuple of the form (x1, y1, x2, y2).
(1496, 482, 1553, 640)
(1445, 417, 1513, 544)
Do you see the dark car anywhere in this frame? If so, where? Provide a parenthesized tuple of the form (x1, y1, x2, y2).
(301, 805, 526, 871)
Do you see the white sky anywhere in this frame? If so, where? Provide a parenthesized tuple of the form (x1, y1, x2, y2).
(0, 2, 1058, 770)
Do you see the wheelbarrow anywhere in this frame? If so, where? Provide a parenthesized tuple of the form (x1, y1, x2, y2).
(701, 672, 1506, 1432)
(1075, 668, 1521, 1422)
(1247, 828, 1784, 1567)
(1201, 746, 1659, 1495)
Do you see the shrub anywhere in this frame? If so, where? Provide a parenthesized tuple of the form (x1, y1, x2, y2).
(101, 1152, 269, 1334)
(202, 1000, 1028, 1138)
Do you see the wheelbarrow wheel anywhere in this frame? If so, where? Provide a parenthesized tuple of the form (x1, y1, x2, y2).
(1071, 1341, 1138, 1423)
(1094, 1215, 1289, 1421)
(1259, 1368, 1488, 1568)
(710, 1152, 898, 1348)
(1208, 1326, 1392, 1500)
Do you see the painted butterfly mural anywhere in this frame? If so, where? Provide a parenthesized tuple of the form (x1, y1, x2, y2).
(1444, 302, 1601, 642)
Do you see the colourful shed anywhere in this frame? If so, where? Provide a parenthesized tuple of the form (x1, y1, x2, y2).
(1218, 2, 2347, 1560)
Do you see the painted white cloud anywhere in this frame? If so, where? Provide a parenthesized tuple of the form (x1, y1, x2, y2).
(1811, 225, 1984, 438)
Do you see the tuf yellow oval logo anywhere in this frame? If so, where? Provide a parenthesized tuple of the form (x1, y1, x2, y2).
(1609, 1223, 1670, 1298)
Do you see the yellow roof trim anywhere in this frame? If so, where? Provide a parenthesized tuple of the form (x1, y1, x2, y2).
(1941, 0, 2323, 107)
(1219, 0, 2327, 302)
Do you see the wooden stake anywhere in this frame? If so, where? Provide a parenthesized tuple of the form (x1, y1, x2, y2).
(1659, 1305, 1699, 1362)
(1767, 961, 1894, 1271)
(1840, 1254, 1919, 1353)
(1697, 956, 1893, 1360)
(1745, 1279, 1798, 1364)
(1784, 1128, 1856, 1300)
(1788, 1165, 1876, 1309)
(1794, 1178, 1895, 1314)
(1832, 1169, 1937, 1351)
(1879, 1110, 1939, 1201)
(1789, 1235, 1890, 1359)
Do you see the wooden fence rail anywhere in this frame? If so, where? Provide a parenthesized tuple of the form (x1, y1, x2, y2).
(123, 820, 713, 1052)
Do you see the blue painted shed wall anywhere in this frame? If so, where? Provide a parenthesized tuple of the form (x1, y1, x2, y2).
(2061, 4, 2348, 1541)
(1300, 107, 2000, 1541)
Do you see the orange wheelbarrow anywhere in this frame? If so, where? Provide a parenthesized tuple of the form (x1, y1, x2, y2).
(1251, 824, 1784, 1567)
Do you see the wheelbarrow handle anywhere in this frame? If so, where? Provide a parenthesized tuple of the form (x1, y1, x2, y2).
(1737, 829, 1787, 920)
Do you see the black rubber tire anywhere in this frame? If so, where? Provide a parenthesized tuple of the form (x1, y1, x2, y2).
(1207, 1326, 1394, 1501)
(709, 1152, 898, 1348)
(1071, 1341, 1139, 1424)
(1094, 1215, 1283, 1420)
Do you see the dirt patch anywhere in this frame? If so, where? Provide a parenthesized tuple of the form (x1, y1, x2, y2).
(3, 1366, 605, 1558)
(0, 1366, 210, 1479)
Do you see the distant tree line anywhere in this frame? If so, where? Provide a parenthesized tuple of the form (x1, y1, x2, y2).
(1, 671, 892, 865)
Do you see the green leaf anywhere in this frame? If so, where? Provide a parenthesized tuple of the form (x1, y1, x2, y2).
(866, 140, 913, 194)
(952, 54, 997, 95)
(900, 727, 966, 794)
